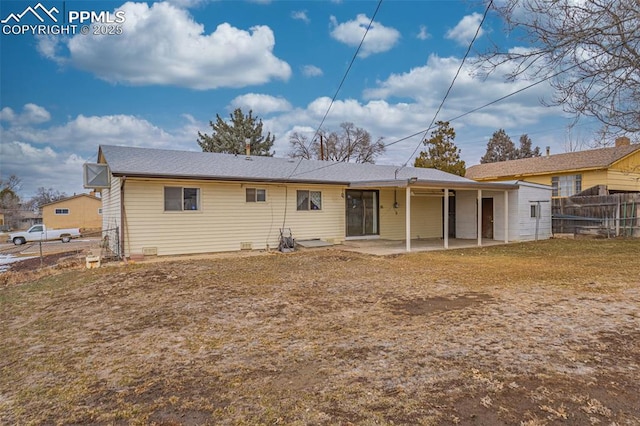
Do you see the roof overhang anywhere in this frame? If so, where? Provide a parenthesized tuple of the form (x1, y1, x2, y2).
(111, 172, 351, 186)
(109, 172, 518, 190)
(349, 179, 519, 190)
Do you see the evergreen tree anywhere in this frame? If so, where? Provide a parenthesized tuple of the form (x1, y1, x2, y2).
(414, 121, 466, 176)
(516, 134, 541, 159)
(480, 129, 518, 163)
(197, 108, 274, 156)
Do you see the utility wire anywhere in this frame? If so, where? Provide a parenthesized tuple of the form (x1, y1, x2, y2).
(290, 43, 616, 179)
(287, 0, 383, 179)
(287, 10, 634, 181)
(397, 0, 493, 172)
(281, 0, 383, 232)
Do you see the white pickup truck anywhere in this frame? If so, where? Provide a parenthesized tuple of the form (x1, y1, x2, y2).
(8, 224, 82, 245)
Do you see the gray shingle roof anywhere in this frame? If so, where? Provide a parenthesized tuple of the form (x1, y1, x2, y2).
(99, 145, 476, 185)
(466, 144, 640, 180)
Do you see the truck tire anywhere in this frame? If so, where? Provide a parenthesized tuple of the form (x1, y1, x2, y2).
(13, 237, 26, 245)
(61, 236, 71, 243)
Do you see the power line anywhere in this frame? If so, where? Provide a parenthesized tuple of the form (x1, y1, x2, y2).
(397, 0, 493, 171)
(289, 12, 633, 180)
(281, 0, 383, 231)
(289, 50, 607, 179)
(287, 0, 384, 179)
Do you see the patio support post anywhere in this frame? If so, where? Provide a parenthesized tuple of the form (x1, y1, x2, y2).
(444, 188, 449, 249)
(405, 186, 411, 252)
(504, 190, 509, 243)
(477, 189, 482, 246)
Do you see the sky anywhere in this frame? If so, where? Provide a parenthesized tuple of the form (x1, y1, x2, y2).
(0, 0, 600, 199)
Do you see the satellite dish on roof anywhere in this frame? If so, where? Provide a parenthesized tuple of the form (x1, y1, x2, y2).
(83, 163, 110, 188)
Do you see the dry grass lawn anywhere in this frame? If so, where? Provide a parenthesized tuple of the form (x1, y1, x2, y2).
(1, 239, 639, 425)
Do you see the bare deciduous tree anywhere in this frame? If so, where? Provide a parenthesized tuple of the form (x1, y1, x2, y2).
(288, 122, 385, 164)
(477, 0, 640, 137)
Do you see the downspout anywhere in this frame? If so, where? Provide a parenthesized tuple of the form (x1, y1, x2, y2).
(120, 176, 126, 260)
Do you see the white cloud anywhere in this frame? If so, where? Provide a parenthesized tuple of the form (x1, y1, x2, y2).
(301, 65, 323, 77)
(0, 105, 208, 196)
(165, 0, 210, 7)
(329, 14, 400, 58)
(445, 13, 485, 45)
(0, 141, 87, 198)
(38, 2, 291, 90)
(0, 108, 16, 122)
(417, 25, 430, 40)
(229, 94, 292, 115)
(0, 104, 51, 125)
(291, 10, 310, 24)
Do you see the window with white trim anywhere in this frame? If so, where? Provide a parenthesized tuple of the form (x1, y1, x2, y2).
(98, 208, 103, 215)
(164, 187, 200, 211)
(55, 208, 69, 215)
(296, 190, 322, 211)
(551, 174, 582, 197)
(246, 188, 266, 202)
(530, 204, 538, 218)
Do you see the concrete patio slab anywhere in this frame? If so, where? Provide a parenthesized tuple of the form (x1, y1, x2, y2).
(338, 238, 508, 256)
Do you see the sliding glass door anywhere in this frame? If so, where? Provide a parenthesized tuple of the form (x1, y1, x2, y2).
(346, 190, 379, 237)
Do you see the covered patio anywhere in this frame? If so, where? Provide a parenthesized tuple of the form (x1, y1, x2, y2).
(348, 178, 520, 252)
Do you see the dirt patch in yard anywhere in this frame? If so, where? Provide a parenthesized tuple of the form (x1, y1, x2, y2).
(1, 239, 639, 425)
(390, 292, 493, 315)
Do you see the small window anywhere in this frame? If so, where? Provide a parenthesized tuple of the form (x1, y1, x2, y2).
(55, 208, 69, 215)
(98, 208, 103, 215)
(530, 205, 538, 218)
(164, 187, 200, 211)
(246, 188, 266, 202)
(297, 190, 322, 211)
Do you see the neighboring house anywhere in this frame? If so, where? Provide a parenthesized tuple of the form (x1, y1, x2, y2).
(16, 210, 42, 230)
(41, 193, 102, 231)
(91, 145, 552, 258)
(466, 138, 640, 198)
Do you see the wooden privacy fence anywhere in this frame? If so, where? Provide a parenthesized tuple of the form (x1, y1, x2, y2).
(552, 193, 640, 237)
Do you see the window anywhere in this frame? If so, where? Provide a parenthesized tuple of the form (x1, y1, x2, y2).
(164, 187, 200, 211)
(30, 225, 43, 233)
(55, 208, 69, 215)
(98, 208, 103, 215)
(297, 190, 322, 211)
(551, 174, 582, 197)
(530, 204, 538, 218)
(246, 188, 266, 202)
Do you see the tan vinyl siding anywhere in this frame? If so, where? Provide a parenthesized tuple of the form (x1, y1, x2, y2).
(377, 188, 443, 240)
(605, 170, 640, 192)
(379, 188, 406, 239)
(42, 195, 102, 230)
(611, 150, 640, 172)
(580, 170, 607, 191)
(102, 176, 121, 232)
(410, 196, 442, 239)
(122, 179, 346, 256)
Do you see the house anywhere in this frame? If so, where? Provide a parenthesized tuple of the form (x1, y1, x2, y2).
(90, 145, 552, 259)
(41, 193, 102, 231)
(16, 210, 42, 230)
(466, 138, 640, 197)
